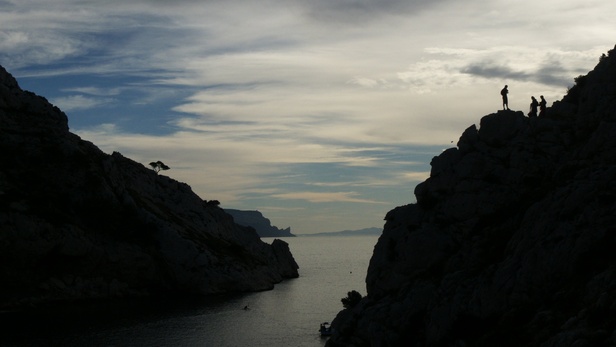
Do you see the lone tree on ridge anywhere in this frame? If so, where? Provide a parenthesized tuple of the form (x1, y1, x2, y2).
(149, 161, 170, 174)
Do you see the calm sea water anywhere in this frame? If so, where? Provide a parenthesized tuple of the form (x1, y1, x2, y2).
(2, 235, 379, 347)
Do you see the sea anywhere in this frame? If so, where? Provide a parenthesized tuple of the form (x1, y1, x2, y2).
(1, 235, 379, 347)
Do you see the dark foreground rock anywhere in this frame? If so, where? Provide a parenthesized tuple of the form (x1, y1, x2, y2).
(327, 47, 616, 346)
(0, 65, 298, 310)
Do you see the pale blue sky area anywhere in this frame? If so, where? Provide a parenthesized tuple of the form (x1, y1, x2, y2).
(2, 0, 614, 233)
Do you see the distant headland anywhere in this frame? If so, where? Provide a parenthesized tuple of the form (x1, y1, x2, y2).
(224, 209, 295, 237)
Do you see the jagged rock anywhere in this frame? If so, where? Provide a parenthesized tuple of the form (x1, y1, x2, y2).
(0, 65, 299, 309)
(271, 239, 300, 278)
(327, 46, 616, 346)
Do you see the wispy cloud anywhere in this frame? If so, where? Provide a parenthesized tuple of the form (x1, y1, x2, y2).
(462, 63, 532, 82)
(62, 86, 122, 96)
(402, 171, 431, 182)
(271, 191, 388, 204)
(51, 94, 114, 111)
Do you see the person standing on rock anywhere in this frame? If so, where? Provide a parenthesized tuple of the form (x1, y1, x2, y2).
(539, 95, 547, 117)
(529, 96, 539, 117)
(501, 85, 509, 110)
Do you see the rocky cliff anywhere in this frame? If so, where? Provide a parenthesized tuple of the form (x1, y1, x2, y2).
(224, 209, 295, 237)
(0, 66, 298, 310)
(327, 47, 616, 346)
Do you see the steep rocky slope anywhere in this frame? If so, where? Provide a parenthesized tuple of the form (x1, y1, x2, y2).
(0, 66, 298, 309)
(327, 47, 616, 346)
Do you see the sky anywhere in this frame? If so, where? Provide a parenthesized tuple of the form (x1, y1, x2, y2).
(1, 0, 615, 234)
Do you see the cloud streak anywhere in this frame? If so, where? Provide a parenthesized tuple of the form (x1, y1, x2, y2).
(50, 95, 114, 111)
(271, 191, 389, 204)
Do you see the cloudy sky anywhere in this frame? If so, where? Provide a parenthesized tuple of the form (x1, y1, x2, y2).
(1, 0, 614, 234)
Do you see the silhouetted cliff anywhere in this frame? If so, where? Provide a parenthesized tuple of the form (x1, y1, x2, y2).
(327, 46, 616, 346)
(0, 66, 298, 309)
(224, 209, 295, 237)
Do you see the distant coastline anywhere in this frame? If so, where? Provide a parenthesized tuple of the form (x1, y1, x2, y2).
(298, 227, 382, 237)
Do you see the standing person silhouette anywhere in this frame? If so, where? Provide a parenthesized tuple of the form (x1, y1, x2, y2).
(529, 96, 539, 117)
(501, 85, 509, 110)
(539, 95, 547, 117)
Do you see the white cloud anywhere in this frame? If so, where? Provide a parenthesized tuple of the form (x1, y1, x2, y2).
(0, 31, 29, 49)
(402, 171, 431, 182)
(62, 86, 122, 96)
(51, 95, 113, 111)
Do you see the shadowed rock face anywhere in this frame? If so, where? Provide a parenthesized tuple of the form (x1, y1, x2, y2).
(0, 66, 298, 309)
(327, 47, 616, 346)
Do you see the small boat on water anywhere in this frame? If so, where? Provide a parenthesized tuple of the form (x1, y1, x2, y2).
(320, 322, 332, 336)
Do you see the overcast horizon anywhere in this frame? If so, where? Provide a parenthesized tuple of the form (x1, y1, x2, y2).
(2, 0, 614, 234)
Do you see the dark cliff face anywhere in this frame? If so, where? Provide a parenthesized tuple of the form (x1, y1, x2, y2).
(0, 66, 298, 309)
(327, 47, 616, 346)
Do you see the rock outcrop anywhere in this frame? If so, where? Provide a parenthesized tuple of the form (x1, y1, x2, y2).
(0, 66, 298, 309)
(327, 47, 616, 346)
(224, 209, 295, 237)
